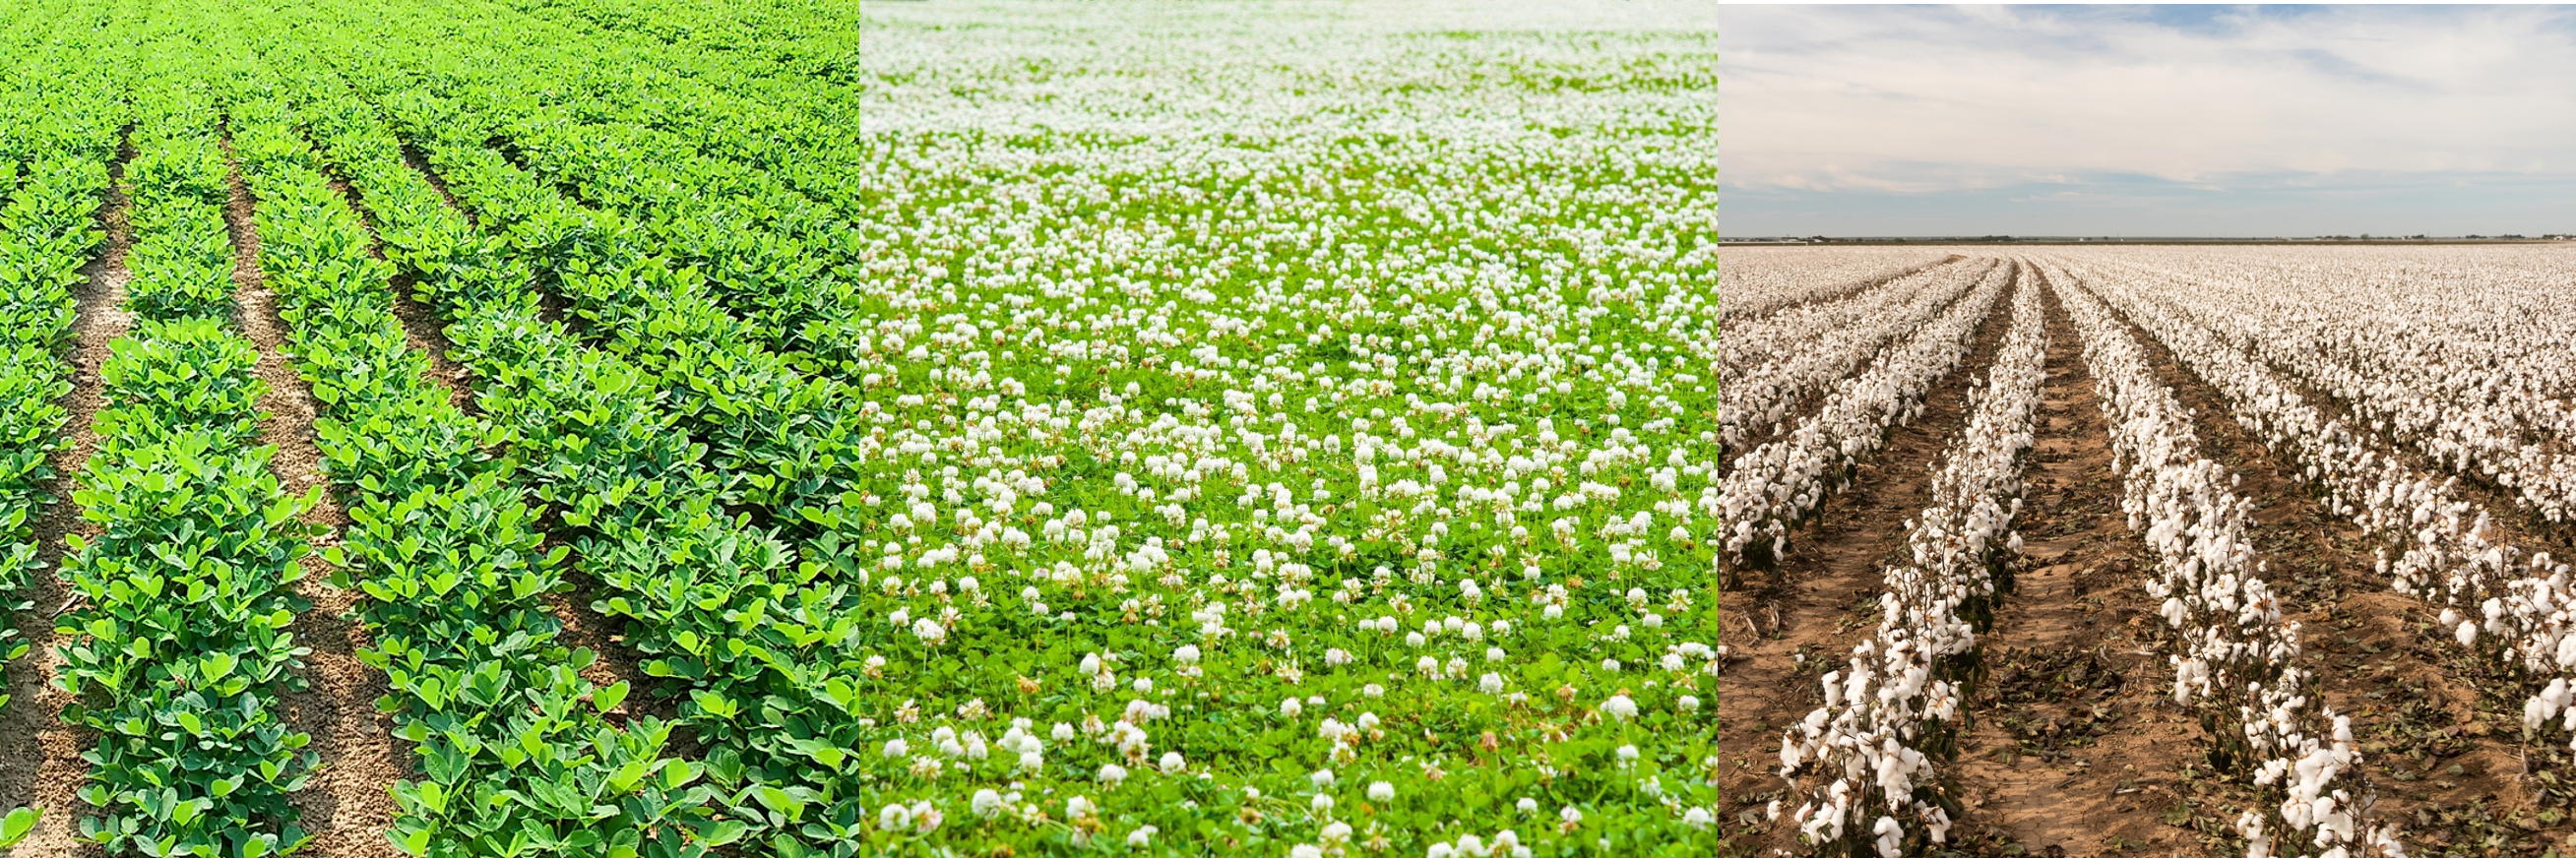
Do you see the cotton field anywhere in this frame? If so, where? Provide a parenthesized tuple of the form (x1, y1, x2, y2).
(1722, 244, 2576, 858)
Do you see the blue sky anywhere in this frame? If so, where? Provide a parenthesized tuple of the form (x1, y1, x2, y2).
(1721, 5, 2576, 236)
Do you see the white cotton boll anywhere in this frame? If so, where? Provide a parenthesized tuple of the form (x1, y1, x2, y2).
(1873, 816, 1904, 858)
(2458, 621, 2480, 646)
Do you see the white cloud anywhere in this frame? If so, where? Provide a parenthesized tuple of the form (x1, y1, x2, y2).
(1722, 5, 2576, 193)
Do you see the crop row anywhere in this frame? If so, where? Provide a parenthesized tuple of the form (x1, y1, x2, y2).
(1716, 260, 2011, 572)
(53, 81, 317, 856)
(1779, 264, 2047, 852)
(0, 27, 122, 850)
(2048, 260, 2400, 858)
(2052, 255, 2576, 764)
(223, 75, 735, 857)
(1719, 259, 1989, 455)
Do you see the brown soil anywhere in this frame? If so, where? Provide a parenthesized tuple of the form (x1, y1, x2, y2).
(221, 133, 406, 858)
(2080, 268, 2567, 851)
(1716, 264, 2016, 851)
(1941, 264, 2210, 856)
(0, 128, 138, 858)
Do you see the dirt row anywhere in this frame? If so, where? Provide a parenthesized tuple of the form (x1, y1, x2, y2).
(1719, 258, 2576, 857)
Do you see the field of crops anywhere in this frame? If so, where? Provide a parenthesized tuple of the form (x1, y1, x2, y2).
(1720, 243, 2576, 858)
(0, 0, 1725, 856)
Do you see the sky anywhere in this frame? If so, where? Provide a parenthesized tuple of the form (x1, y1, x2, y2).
(1721, 5, 2576, 237)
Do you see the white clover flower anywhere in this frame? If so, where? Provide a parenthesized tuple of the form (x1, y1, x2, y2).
(1127, 826, 1158, 847)
(1310, 768, 1335, 788)
(1369, 781, 1395, 802)
(883, 739, 909, 758)
(1602, 694, 1639, 720)
(972, 788, 1003, 819)
(1099, 763, 1128, 784)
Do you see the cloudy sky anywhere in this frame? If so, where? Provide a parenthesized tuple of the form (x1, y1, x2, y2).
(1722, 5, 2576, 236)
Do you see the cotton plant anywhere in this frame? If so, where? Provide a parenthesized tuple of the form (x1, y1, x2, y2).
(2055, 269, 2404, 858)
(1781, 269, 2046, 856)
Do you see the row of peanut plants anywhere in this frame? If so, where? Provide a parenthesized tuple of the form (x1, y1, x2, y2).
(220, 71, 735, 856)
